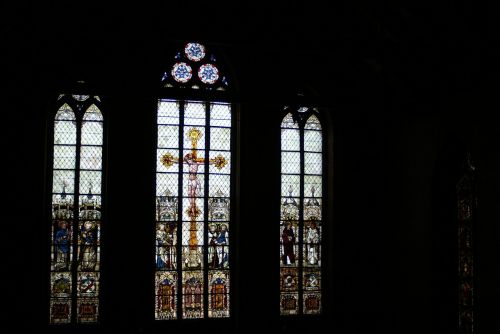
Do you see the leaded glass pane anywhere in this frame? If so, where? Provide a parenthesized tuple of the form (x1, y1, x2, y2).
(81, 122, 103, 145)
(304, 130, 322, 152)
(210, 104, 231, 127)
(54, 121, 77, 145)
(158, 100, 180, 125)
(304, 152, 322, 175)
(53, 146, 76, 170)
(281, 128, 300, 151)
(210, 127, 231, 151)
(158, 125, 179, 148)
(184, 102, 206, 126)
(282, 152, 301, 174)
(80, 146, 102, 170)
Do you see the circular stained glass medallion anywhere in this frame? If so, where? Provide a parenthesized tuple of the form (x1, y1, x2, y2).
(198, 64, 219, 84)
(171, 62, 193, 83)
(185, 43, 206, 62)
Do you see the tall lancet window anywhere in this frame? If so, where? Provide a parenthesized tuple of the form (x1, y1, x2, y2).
(49, 93, 104, 324)
(155, 42, 233, 320)
(457, 154, 476, 334)
(280, 106, 323, 316)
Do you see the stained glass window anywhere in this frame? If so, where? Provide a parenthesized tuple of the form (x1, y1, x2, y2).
(155, 42, 232, 320)
(49, 94, 104, 324)
(457, 154, 476, 333)
(280, 108, 323, 316)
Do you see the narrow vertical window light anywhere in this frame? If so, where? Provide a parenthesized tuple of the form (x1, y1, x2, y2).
(49, 93, 104, 324)
(280, 107, 323, 315)
(457, 154, 476, 333)
(155, 42, 232, 320)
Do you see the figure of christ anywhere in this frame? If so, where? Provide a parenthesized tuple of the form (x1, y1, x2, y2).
(160, 128, 228, 268)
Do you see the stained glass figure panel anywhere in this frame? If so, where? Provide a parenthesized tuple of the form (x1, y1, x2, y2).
(77, 299, 99, 323)
(208, 271, 230, 318)
(50, 299, 72, 324)
(280, 293, 299, 315)
(51, 221, 73, 271)
(280, 221, 299, 267)
(155, 272, 178, 320)
(182, 271, 204, 319)
(303, 293, 321, 315)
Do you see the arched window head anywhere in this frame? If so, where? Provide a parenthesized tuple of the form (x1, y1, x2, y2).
(161, 42, 229, 91)
(155, 42, 233, 320)
(49, 91, 105, 324)
(280, 104, 324, 316)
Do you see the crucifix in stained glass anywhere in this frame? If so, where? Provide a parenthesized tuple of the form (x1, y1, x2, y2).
(161, 128, 227, 268)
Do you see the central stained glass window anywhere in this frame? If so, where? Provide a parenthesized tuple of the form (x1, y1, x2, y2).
(155, 100, 232, 319)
